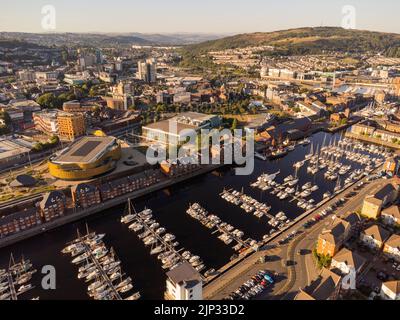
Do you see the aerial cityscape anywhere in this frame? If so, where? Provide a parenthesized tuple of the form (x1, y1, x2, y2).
(1, 0, 400, 307)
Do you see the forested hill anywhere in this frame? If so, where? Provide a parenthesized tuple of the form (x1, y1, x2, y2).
(185, 27, 400, 57)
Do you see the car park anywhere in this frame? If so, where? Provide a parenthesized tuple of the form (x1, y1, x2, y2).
(226, 271, 274, 300)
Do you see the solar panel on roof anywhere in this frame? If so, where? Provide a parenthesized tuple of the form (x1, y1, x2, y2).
(71, 141, 102, 157)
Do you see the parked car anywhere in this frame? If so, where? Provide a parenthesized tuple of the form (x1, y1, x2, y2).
(377, 271, 388, 281)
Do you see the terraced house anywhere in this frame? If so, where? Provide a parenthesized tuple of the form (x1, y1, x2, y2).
(330, 248, 366, 276)
(361, 182, 399, 219)
(381, 205, 400, 227)
(383, 234, 400, 262)
(359, 224, 390, 250)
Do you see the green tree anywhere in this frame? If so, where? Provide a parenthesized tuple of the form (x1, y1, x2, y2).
(37, 93, 58, 109)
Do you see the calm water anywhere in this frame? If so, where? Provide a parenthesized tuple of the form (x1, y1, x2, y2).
(0, 131, 382, 300)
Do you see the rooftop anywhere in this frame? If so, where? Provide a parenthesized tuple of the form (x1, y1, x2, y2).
(385, 234, 400, 249)
(0, 137, 31, 160)
(382, 280, 400, 294)
(166, 261, 202, 286)
(332, 248, 366, 271)
(382, 205, 400, 219)
(303, 268, 341, 300)
(362, 224, 391, 243)
(143, 112, 218, 135)
(51, 136, 117, 164)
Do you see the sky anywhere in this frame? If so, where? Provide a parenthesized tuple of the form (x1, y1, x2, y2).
(0, 0, 399, 34)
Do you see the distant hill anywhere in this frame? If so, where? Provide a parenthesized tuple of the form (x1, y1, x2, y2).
(0, 32, 152, 48)
(0, 32, 226, 48)
(185, 27, 400, 57)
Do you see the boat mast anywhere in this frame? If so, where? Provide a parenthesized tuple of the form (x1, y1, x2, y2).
(9, 252, 15, 270)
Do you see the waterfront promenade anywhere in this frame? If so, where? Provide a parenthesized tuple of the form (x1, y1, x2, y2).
(345, 131, 400, 149)
(0, 164, 224, 249)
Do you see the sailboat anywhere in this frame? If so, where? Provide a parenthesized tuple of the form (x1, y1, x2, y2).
(121, 199, 137, 224)
(334, 178, 342, 193)
(305, 143, 314, 160)
(261, 171, 280, 183)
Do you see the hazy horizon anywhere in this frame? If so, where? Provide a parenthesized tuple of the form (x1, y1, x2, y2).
(1, 0, 399, 34)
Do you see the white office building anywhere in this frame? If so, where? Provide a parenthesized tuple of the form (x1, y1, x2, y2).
(165, 262, 203, 300)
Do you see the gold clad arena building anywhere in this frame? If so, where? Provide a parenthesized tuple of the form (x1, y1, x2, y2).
(49, 136, 121, 181)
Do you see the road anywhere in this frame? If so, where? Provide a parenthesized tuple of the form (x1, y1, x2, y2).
(203, 173, 388, 300)
(281, 177, 387, 299)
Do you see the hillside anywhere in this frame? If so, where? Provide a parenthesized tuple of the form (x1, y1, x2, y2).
(0, 32, 225, 48)
(185, 27, 400, 57)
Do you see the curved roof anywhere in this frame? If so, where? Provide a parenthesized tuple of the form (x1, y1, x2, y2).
(9, 174, 36, 187)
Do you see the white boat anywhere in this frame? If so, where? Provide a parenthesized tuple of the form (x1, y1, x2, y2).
(204, 268, 215, 277)
(195, 264, 205, 272)
(302, 182, 312, 190)
(182, 251, 192, 260)
(128, 222, 143, 232)
(116, 277, 132, 290)
(144, 236, 157, 246)
(286, 187, 295, 194)
(88, 280, 104, 292)
(125, 292, 141, 300)
(284, 175, 294, 183)
(155, 227, 166, 235)
(279, 192, 288, 200)
(72, 252, 90, 264)
(300, 190, 311, 198)
(78, 262, 95, 273)
(150, 245, 164, 255)
(85, 270, 100, 282)
(17, 284, 33, 294)
(293, 161, 304, 169)
(189, 256, 200, 264)
(260, 171, 280, 183)
(0, 292, 10, 300)
(62, 243, 82, 254)
(110, 271, 122, 282)
(163, 234, 176, 242)
(323, 191, 331, 199)
(121, 214, 136, 224)
(149, 223, 160, 230)
(118, 283, 133, 294)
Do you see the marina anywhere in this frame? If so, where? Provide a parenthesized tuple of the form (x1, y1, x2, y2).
(121, 202, 208, 274)
(186, 203, 257, 254)
(0, 254, 37, 300)
(63, 227, 140, 300)
(0, 131, 391, 299)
